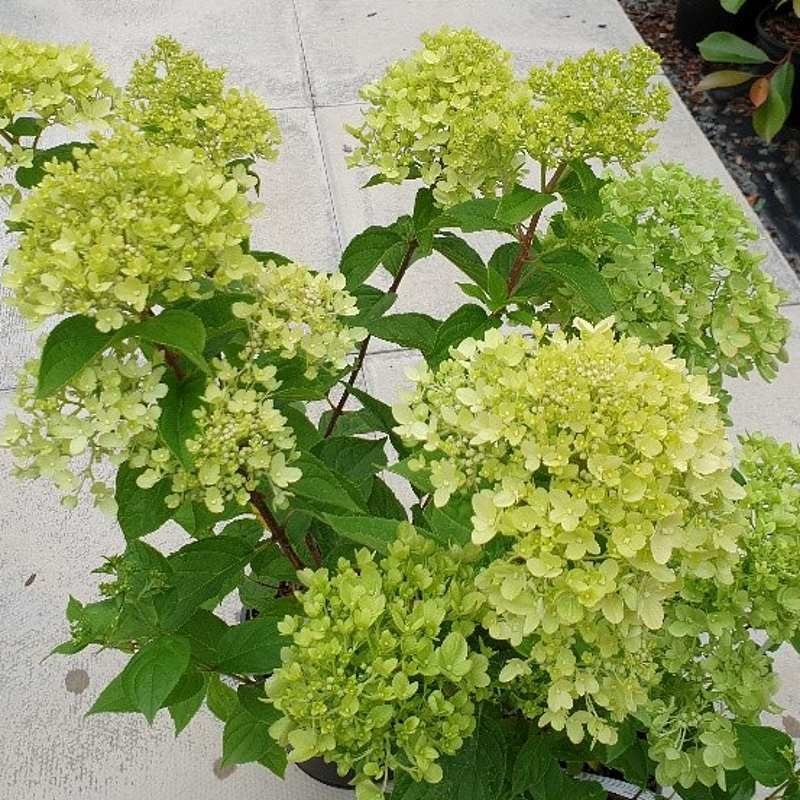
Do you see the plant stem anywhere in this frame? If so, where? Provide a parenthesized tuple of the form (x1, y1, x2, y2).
(249, 490, 306, 571)
(323, 238, 418, 438)
(0, 128, 17, 147)
(504, 162, 568, 297)
(162, 348, 186, 381)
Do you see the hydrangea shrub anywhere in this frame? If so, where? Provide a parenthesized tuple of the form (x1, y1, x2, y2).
(1, 27, 799, 800)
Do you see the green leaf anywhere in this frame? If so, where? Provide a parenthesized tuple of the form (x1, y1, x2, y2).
(169, 674, 207, 735)
(368, 312, 441, 355)
(348, 384, 410, 458)
(250, 250, 291, 266)
(696, 70, 755, 91)
(322, 514, 404, 554)
(89, 636, 191, 723)
(753, 63, 795, 143)
(389, 457, 434, 495)
(317, 407, 385, 438)
(413, 187, 438, 249)
(281, 405, 322, 450)
(340, 226, 403, 288)
(115, 462, 173, 540)
(222, 709, 275, 768)
(698, 32, 769, 64)
(512, 732, 554, 797)
(429, 304, 498, 367)
(495, 184, 555, 226)
(123, 310, 209, 373)
(393, 707, 507, 800)
(206, 674, 239, 722)
(312, 436, 388, 487)
(351, 286, 397, 328)
(6, 115, 46, 137)
(423, 496, 473, 546)
(158, 374, 205, 469)
(536, 248, 615, 317)
(367, 477, 407, 521)
(735, 723, 795, 786)
(215, 615, 285, 674)
(433, 234, 488, 289)
(721, 0, 748, 11)
(15, 141, 95, 189)
(36, 315, 117, 398)
(291, 452, 368, 514)
(162, 536, 254, 630)
(441, 197, 514, 234)
(177, 610, 229, 666)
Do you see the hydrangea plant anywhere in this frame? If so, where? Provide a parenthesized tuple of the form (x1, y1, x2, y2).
(2, 27, 799, 800)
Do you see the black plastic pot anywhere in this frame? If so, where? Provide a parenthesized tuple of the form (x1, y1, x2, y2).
(296, 757, 356, 790)
(756, 6, 800, 126)
(675, 0, 760, 50)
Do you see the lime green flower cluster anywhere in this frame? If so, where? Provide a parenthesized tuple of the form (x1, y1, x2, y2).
(4, 127, 259, 330)
(0, 346, 168, 512)
(549, 163, 789, 401)
(394, 319, 746, 745)
(130, 357, 298, 513)
(122, 36, 280, 165)
(346, 27, 532, 206)
(0, 34, 113, 130)
(266, 524, 490, 800)
(731, 433, 800, 641)
(525, 46, 670, 169)
(0, 34, 114, 201)
(232, 262, 367, 379)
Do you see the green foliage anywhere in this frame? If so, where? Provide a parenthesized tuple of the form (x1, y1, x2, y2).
(1, 27, 798, 800)
(698, 32, 769, 64)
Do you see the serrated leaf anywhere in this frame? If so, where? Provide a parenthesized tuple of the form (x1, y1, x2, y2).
(115, 462, 173, 540)
(214, 615, 285, 674)
(429, 304, 498, 367)
(389, 457, 434, 495)
(162, 536, 254, 630)
(495, 184, 555, 226)
(433, 234, 488, 289)
(168, 673, 207, 735)
(536, 248, 615, 317)
(367, 312, 441, 355)
(423, 496, 473, 545)
(312, 436, 388, 486)
(206, 674, 239, 722)
(222, 709, 274, 767)
(36, 315, 117, 398)
(698, 32, 769, 64)
(291, 452, 368, 514)
(348, 384, 410, 458)
(340, 226, 403, 288)
(123, 310, 208, 373)
(367, 477, 407, 522)
(512, 732, 554, 797)
(440, 197, 514, 233)
(696, 70, 755, 91)
(735, 723, 795, 786)
(322, 514, 404, 554)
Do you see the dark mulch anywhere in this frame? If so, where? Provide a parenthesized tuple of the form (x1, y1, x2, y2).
(619, 0, 800, 277)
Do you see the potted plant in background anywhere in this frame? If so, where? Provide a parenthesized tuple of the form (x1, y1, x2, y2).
(697, 0, 798, 140)
(675, 0, 760, 51)
(1, 27, 799, 800)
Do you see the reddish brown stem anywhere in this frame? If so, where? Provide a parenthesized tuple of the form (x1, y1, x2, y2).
(323, 238, 418, 439)
(249, 490, 306, 572)
(504, 163, 568, 297)
(162, 348, 186, 381)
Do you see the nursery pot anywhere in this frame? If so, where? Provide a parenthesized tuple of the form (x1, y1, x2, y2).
(675, 0, 760, 50)
(296, 757, 357, 789)
(756, 5, 800, 126)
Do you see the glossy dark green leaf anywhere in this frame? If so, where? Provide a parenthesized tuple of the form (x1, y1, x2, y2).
(367, 312, 441, 355)
(168, 673, 207, 735)
(222, 709, 274, 767)
(536, 248, 615, 317)
(15, 141, 95, 188)
(429, 304, 498, 367)
(312, 436, 388, 487)
(753, 63, 795, 142)
(250, 250, 292, 266)
(322, 514, 404, 554)
(291, 452, 369, 514)
(214, 615, 285, 674)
